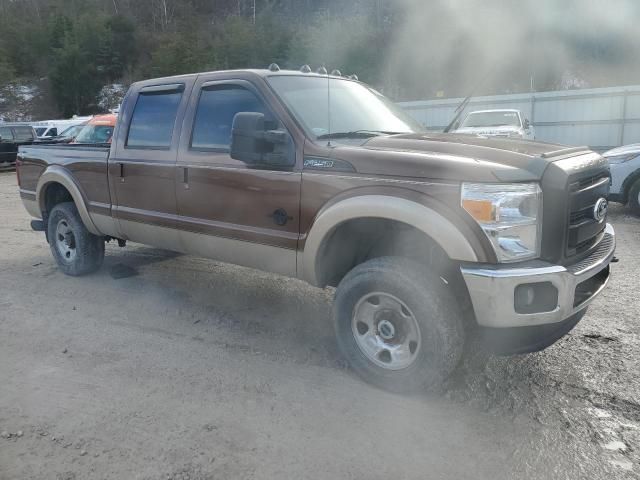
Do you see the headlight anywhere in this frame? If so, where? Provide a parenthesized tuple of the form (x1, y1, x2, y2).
(606, 153, 638, 165)
(461, 183, 542, 262)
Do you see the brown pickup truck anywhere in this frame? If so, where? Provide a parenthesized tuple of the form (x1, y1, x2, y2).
(16, 67, 615, 392)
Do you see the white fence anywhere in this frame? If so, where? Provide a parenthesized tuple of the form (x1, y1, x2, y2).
(399, 85, 640, 150)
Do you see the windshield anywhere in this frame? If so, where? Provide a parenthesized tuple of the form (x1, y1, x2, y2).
(461, 111, 521, 128)
(75, 124, 114, 143)
(267, 76, 422, 140)
(59, 125, 84, 137)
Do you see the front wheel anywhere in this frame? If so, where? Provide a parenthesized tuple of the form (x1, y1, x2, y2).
(628, 178, 640, 215)
(47, 202, 105, 276)
(333, 257, 464, 393)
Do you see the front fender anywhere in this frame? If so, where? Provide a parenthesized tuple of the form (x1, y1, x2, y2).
(36, 165, 101, 235)
(300, 194, 483, 285)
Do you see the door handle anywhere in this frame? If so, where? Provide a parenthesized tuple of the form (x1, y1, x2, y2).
(118, 162, 124, 182)
(182, 167, 189, 189)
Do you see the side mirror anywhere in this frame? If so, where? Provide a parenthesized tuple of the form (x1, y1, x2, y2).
(230, 112, 293, 166)
(524, 119, 531, 129)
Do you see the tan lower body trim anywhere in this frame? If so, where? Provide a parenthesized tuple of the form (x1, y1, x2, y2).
(90, 213, 119, 238)
(118, 219, 297, 278)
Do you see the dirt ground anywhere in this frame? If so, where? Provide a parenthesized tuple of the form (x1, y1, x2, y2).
(0, 171, 638, 479)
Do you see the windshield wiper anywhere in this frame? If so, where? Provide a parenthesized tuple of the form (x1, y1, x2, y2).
(316, 130, 404, 140)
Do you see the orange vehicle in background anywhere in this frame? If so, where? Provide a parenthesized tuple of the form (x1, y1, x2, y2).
(72, 114, 117, 144)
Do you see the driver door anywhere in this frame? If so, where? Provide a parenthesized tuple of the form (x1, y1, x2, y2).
(175, 77, 301, 277)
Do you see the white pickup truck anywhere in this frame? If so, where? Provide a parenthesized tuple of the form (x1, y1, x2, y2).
(452, 109, 534, 140)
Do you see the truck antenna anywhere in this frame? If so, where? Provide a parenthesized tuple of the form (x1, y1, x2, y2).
(326, 66, 332, 147)
(325, 8, 332, 148)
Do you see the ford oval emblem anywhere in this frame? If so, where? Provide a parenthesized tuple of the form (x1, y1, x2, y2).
(593, 197, 608, 222)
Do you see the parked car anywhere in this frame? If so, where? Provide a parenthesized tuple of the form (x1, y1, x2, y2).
(32, 117, 94, 141)
(452, 109, 534, 140)
(603, 143, 640, 213)
(48, 123, 88, 144)
(16, 68, 615, 392)
(72, 114, 117, 144)
(0, 124, 37, 169)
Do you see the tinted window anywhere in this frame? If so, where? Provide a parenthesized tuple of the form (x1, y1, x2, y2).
(13, 127, 34, 142)
(35, 127, 47, 136)
(191, 86, 268, 150)
(127, 90, 182, 148)
(0, 127, 13, 141)
(49, 128, 58, 136)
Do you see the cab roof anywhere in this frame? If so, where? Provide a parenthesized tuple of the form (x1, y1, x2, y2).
(132, 68, 359, 89)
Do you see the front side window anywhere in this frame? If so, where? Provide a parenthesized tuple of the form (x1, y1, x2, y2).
(35, 127, 47, 136)
(191, 85, 269, 151)
(127, 90, 182, 148)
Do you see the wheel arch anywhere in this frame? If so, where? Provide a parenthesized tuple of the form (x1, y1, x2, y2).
(36, 166, 101, 235)
(300, 194, 487, 287)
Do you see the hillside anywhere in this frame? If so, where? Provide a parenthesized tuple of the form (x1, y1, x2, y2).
(1, 0, 639, 121)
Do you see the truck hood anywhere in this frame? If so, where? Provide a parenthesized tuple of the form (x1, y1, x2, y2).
(333, 133, 587, 182)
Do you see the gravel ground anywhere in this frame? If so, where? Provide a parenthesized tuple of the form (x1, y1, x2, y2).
(0, 171, 638, 479)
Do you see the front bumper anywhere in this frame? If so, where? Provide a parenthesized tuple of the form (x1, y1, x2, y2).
(461, 223, 615, 328)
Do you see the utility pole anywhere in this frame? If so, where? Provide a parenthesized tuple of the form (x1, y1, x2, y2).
(253, 0, 256, 25)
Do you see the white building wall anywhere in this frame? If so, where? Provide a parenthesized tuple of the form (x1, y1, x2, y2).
(399, 85, 640, 150)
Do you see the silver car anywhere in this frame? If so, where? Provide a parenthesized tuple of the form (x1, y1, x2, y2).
(604, 143, 640, 213)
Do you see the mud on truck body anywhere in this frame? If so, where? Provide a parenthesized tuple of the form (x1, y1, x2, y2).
(16, 67, 615, 392)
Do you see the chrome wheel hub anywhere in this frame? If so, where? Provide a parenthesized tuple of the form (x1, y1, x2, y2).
(352, 292, 422, 370)
(55, 219, 77, 262)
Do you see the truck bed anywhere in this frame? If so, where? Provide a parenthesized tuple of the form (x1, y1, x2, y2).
(17, 143, 111, 205)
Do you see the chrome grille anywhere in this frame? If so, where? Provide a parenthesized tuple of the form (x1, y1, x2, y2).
(566, 233, 614, 274)
(566, 174, 609, 258)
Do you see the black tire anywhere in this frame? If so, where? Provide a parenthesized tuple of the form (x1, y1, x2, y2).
(333, 256, 464, 393)
(47, 202, 105, 276)
(628, 178, 640, 215)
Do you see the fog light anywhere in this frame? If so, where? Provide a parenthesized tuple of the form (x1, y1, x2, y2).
(514, 282, 558, 314)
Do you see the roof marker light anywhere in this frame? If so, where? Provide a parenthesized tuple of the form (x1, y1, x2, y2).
(268, 63, 280, 72)
(300, 64, 312, 73)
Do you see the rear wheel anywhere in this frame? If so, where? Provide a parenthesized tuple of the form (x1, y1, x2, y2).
(628, 178, 640, 215)
(47, 202, 105, 276)
(333, 256, 464, 393)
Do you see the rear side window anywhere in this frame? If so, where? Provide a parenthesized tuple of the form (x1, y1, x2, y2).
(191, 85, 269, 150)
(0, 127, 14, 141)
(13, 127, 34, 142)
(127, 90, 183, 148)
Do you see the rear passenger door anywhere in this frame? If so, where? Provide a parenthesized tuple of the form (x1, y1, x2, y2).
(109, 81, 193, 249)
(175, 77, 301, 276)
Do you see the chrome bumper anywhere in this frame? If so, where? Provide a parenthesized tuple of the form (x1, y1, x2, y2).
(461, 223, 615, 328)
